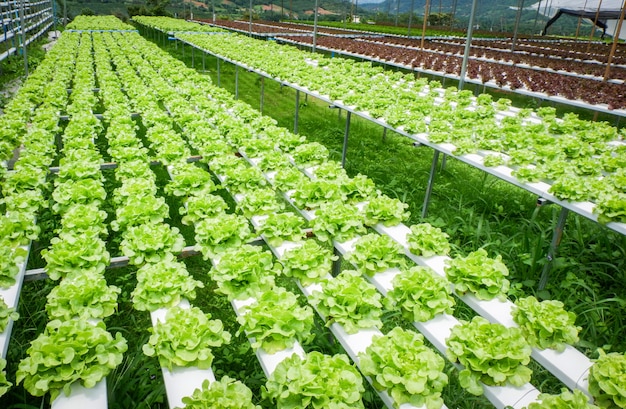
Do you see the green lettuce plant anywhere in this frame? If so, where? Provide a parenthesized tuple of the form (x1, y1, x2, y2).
(111, 195, 169, 232)
(280, 240, 337, 286)
(0, 211, 40, 246)
(273, 166, 306, 191)
(16, 320, 128, 401)
(363, 195, 410, 227)
(166, 163, 216, 197)
(264, 351, 365, 408)
(237, 188, 284, 217)
(524, 389, 600, 409)
(42, 232, 110, 280)
(292, 179, 345, 209)
(223, 166, 267, 194)
(445, 316, 532, 395)
(120, 223, 185, 265)
(445, 248, 510, 301)
(51, 178, 107, 214)
(0, 245, 27, 289)
(512, 296, 581, 352)
(211, 245, 278, 300)
(257, 212, 306, 247)
(345, 233, 406, 276)
(0, 358, 11, 397)
(132, 255, 204, 311)
(359, 327, 448, 409)
(406, 223, 451, 257)
(46, 271, 120, 320)
(59, 203, 108, 236)
(385, 266, 455, 322)
(292, 142, 329, 167)
(177, 376, 261, 409)
(237, 287, 314, 353)
(143, 306, 231, 369)
(311, 201, 366, 243)
(311, 269, 383, 334)
(180, 195, 229, 225)
(0, 296, 19, 333)
(112, 177, 158, 206)
(194, 214, 253, 259)
(589, 350, 626, 408)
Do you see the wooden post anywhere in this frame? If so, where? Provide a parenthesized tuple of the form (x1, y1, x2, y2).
(408, 0, 415, 36)
(586, 0, 604, 52)
(603, 0, 626, 82)
(575, 0, 589, 38)
(420, 0, 430, 48)
(511, 0, 525, 52)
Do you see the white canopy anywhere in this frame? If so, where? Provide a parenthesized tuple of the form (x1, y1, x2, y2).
(528, 0, 626, 39)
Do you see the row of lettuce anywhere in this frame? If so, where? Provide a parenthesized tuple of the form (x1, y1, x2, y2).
(146, 23, 626, 227)
(123, 20, 624, 409)
(0, 15, 624, 408)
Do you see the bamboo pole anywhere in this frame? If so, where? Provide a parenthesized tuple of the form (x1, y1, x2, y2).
(420, 0, 430, 48)
(407, 0, 415, 36)
(603, 0, 626, 81)
(312, 0, 319, 53)
(586, 0, 604, 52)
(511, 0, 525, 52)
(575, 0, 590, 38)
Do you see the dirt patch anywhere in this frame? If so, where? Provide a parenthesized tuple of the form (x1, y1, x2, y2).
(303, 7, 336, 16)
(183, 0, 208, 8)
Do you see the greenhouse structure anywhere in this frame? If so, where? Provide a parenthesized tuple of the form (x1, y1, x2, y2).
(0, 4, 625, 409)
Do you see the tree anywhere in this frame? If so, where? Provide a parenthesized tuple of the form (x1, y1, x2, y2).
(128, 0, 171, 17)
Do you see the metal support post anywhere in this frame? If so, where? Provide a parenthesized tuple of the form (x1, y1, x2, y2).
(341, 111, 352, 167)
(202, 51, 205, 72)
(260, 76, 265, 113)
(332, 248, 342, 276)
(294, 90, 300, 134)
(382, 127, 387, 141)
(19, 0, 28, 77)
(422, 150, 440, 219)
(235, 65, 239, 99)
(459, 0, 479, 90)
(217, 57, 221, 86)
(182, 40, 185, 58)
(191, 45, 194, 68)
(538, 208, 569, 290)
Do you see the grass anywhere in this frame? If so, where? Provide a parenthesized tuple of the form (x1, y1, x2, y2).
(3, 29, 626, 409)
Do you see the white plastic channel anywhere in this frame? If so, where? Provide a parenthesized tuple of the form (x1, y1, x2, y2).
(375, 222, 593, 396)
(0, 243, 31, 358)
